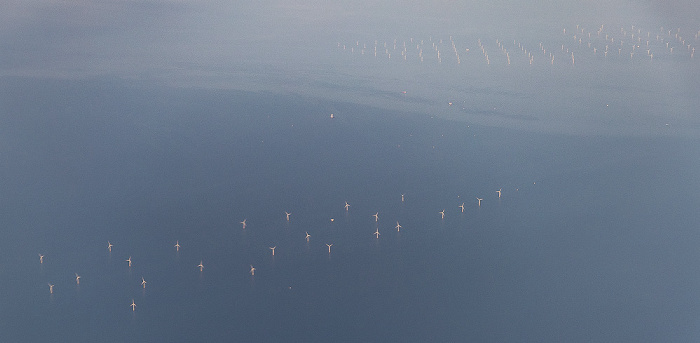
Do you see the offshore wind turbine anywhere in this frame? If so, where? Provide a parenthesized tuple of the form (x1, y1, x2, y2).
(395, 221, 402, 232)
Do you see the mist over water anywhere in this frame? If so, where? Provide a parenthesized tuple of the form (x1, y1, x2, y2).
(1, 1, 700, 342)
(2, 2, 699, 138)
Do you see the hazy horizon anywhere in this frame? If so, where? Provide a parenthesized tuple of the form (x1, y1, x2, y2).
(2, 1, 699, 136)
(1, 2, 699, 342)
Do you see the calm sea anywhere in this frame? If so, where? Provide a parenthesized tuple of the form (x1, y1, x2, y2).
(1, 78, 699, 342)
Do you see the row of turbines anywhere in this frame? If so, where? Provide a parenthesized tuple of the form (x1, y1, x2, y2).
(562, 24, 697, 64)
(336, 24, 699, 67)
(35, 189, 509, 311)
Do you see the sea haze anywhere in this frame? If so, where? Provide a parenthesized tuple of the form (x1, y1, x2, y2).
(1, 77, 699, 342)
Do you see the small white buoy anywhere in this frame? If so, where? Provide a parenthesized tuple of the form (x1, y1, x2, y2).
(330, 113, 334, 119)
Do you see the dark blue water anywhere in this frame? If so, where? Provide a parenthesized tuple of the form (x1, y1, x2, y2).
(2, 77, 700, 342)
